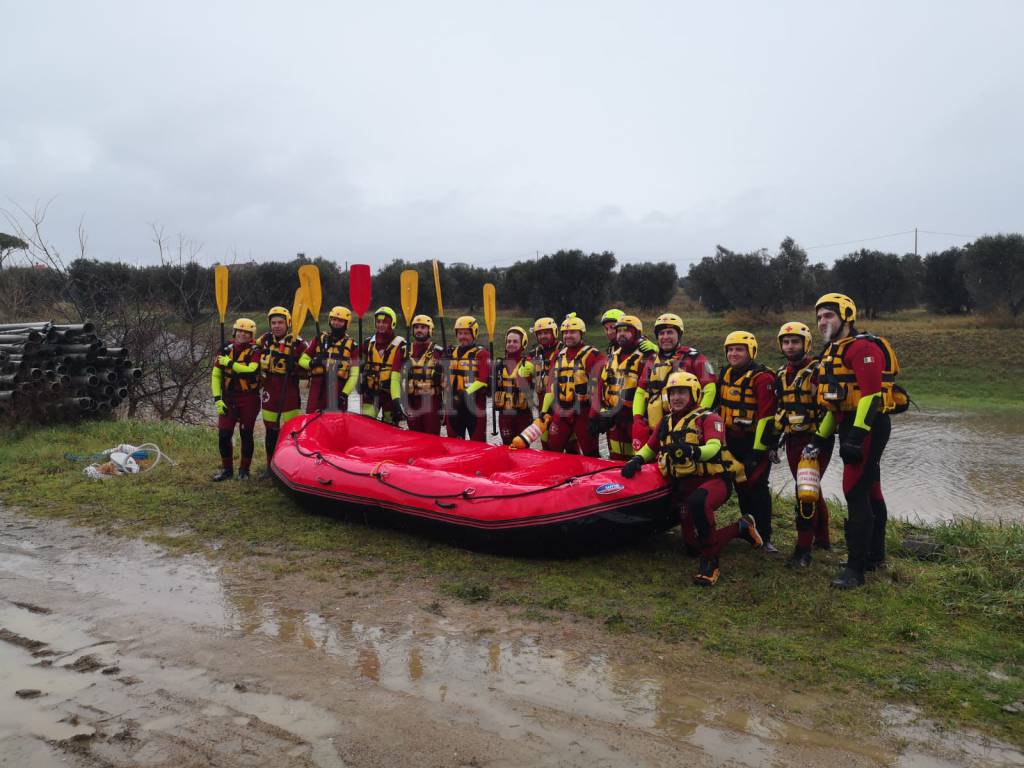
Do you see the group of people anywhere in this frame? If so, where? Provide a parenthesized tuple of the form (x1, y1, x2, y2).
(211, 292, 901, 590)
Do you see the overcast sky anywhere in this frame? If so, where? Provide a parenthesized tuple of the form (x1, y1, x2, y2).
(3, 1, 1022, 270)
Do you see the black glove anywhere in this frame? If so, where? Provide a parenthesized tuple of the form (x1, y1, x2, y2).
(392, 402, 407, 424)
(744, 450, 767, 477)
(600, 410, 616, 432)
(621, 456, 643, 478)
(587, 417, 603, 437)
(839, 427, 868, 463)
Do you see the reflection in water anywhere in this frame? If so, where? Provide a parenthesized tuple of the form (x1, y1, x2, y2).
(220, 593, 1024, 768)
(771, 409, 1024, 523)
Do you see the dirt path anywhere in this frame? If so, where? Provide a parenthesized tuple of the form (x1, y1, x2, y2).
(1, 509, 1021, 768)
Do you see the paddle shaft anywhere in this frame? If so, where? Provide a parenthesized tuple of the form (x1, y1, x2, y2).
(490, 341, 497, 435)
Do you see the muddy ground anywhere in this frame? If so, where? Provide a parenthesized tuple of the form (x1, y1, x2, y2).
(1, 508, 1021, 768)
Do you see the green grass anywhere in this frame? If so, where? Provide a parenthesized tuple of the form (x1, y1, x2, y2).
(1, 418, 1022, 745)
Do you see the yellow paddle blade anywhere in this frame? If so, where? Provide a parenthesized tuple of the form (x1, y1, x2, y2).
(432, 260, 444, 318)
(214, 266, 229, 323)
(483, 283, 496, 340)
(291, 286, 309, 335)
(298, 264, 322, 320)
(400, 269, 419, 326)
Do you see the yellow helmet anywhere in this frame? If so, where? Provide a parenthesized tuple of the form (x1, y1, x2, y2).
(724, 330, 758, 359)
(411, 314, 434, 331)
(374, 306, 397, 326)
(600, 308, 624, 325)
(663, 371, 702, 403)
(329, 306, 352, 324)
(815, 292, 857, 323)
(505, 325, 528, 342)
(560, 314, 587, 334)
(654, 313, 684, 335)
(777, 321, 812, 351)
(615, 315, 643, 334)
(454, 315, 479, 338)
(232, 317, 257, 334)
(267, 306, 291, 326)
(532, 317, 558, 334)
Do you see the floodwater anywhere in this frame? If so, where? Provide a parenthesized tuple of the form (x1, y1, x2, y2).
(2, 510, 1022, 767)
(769, 409, 1024, 524)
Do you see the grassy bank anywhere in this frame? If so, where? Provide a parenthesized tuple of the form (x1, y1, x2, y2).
(0, 418, 1021, 745)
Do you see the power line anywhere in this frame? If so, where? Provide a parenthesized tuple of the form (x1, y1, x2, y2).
(805, 230, 914, 251)
(918, 229, 975, 239)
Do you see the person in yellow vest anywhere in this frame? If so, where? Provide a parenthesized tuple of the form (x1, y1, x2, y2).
(494, 326, 533, 445)
(591, 315, 653, 459)
(773, 321, 834, 568)
(359, 306, 406, 425)
(517, 317, 562, 450)
(258, 306, 307, 477)
(443, 316, 491, 441)
(632, 313, 716, 452)
(717, 331, 778, 551)
(403, 314, 443, 435)
(211, 317, 261, 481)
(300, 306, 359, 413)
(621, 372, 762, 586)
(808, 293, 904, 589)
(544, 315, 604, 456)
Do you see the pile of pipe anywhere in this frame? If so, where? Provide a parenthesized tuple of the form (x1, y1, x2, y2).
(0, 321, 141, 422)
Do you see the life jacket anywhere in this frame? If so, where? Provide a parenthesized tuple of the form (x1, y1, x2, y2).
(221, 343, 261, 393)
(446, 344, 483, 394)
(717, 363, 772, 432)
(526, 343, 560, 399)
(816, 333, 907, 414)
(774, 358, 822, 434)
(656, 408, 746, 481)
(554, 345, 598, 409)
(259, 333, 303, 378)
(405, 342, 443, 396)
(494, 357, 529, 411)
(361, 334, 406, 394)
(645, 347, 706, 400)
(600, 347, 646, 410)
(310, 332, 355, 381)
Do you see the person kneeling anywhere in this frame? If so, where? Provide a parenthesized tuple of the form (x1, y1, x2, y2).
(621, 372, 762, 586)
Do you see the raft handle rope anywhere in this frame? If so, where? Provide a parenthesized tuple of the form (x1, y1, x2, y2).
(287, 415, 623, 502)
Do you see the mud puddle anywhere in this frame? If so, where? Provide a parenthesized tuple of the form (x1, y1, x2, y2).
(2, 509, 1022, 767)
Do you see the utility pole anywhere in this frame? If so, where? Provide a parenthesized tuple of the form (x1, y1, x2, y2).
(914, 228, 918, 257)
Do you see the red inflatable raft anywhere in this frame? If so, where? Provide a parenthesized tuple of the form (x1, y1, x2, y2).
(271, 412, 675, 548)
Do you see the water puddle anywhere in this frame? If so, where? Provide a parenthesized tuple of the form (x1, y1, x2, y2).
(771, 408, 1024, 523)
(2, 510, 1023, 767)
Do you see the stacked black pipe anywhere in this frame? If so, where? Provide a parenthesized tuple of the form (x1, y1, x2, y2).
(0, 321, 141, 422)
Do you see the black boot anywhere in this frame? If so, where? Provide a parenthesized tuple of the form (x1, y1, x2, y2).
(842, 559, 882, 572)
(258, 468, 274, 481)
(236, 468, 250, 480)
(786, 547, 812, 570)
(831, 566, 865, 589)
(212, 468, 233, 482)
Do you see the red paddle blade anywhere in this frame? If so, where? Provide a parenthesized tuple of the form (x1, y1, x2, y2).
(349, 264, 372, 317)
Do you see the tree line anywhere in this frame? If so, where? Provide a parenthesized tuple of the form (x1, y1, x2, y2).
(683, 233, 1024, 318)
(2, 234, 1022, 324)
